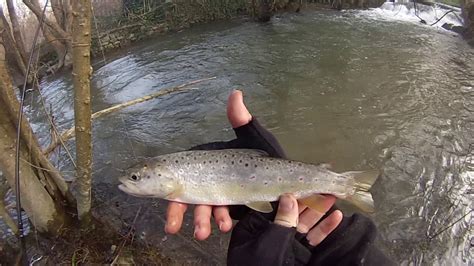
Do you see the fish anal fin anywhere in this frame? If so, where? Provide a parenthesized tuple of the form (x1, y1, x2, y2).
(298, 194, 330, 213)
(246, 201, 273, 213)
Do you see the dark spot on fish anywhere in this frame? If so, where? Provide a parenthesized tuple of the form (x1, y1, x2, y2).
(203, 161, 206, 165)
(298, 163, 302, 167)
(146, 175, 150, 179)
(290, 169, 293, 173)
(239, 160, 242, 163)
(187, 163, 190, 166)
(209, 160, 212, 164)
(278, 177, 283, 182)
(250, 175, 256, 180)
(194, 157, 196, 160)
(158, 174, 161, 177)
(264, 181, 268, 185)
(224, 155, 227, 158)
(299, 177, 304, 182)
(216, 160, 218, 163)
(254, 164, 258, 168)
(144, 163, 148, 167)
(240, 184, 244, 188)
(231, 161, 234, 165)
(250, 156, 253, 160)
(181, 157, 184, 160)
(232, 154, 235, 157)
(266, 166, 269, 170)
(175, 160, 179, 163)
(245, 163, 248, 167)
(163, 159, 166, 162)
(277, 162, 281, 165)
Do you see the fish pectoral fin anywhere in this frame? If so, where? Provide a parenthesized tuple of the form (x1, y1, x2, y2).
(166, 184, 184, 200)
(298, 194, 330, 213)
(246, 201, 273, 213)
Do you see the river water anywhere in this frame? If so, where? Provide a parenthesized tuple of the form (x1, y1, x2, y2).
(17, 5, 474, 265)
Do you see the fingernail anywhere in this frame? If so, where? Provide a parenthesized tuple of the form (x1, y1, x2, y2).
(280, 194, 295, 212)
(194, 224, 200, 238)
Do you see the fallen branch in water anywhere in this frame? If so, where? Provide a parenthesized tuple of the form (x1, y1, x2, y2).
(43, 77, 216, 155)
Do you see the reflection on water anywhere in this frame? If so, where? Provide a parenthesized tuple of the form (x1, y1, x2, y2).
(19, 8, 474, 265)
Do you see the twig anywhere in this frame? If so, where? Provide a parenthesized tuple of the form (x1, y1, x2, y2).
(427, 209, 473, 240)
(110, 206, 142, 264)
(43, 77, 215, 155)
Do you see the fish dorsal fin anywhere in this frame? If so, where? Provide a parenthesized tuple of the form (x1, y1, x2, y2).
(226, 149, 269, 157)
(246, 201, 273, 213)
(298, 194, 330, 213)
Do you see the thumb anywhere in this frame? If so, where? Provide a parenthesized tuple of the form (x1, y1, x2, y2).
(274, 194, 299, 228)
(227, 90, 252, 128)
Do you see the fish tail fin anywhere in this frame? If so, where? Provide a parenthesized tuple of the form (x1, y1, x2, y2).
(343, 170, 380, 213)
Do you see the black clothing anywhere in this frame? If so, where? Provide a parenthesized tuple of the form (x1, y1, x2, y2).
(191, 118, 394, 266)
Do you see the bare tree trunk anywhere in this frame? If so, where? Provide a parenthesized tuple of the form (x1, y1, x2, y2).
(23, 0, 73, 68)
(72, 0, 93, 222)
(0, 43, 67, 234)
(255, 0, 273, 22)
(5, 0, 27, 63)
(23, 0, 69, 39)
(42, 27, 68, 71)
(0, 8, 27, 77)
(51, 0, 65, 28)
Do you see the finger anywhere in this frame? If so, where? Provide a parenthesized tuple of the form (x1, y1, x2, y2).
(296, 195, 336, 234)
(213, 206, 233, 233)
(165, 202, 187, 234)
(227, 90, 252, 128)
(274, 194, 299, 228)
(194, 205, 213, 240)
(306, 210, 343, 246)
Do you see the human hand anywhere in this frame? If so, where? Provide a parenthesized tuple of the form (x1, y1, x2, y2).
(165, 90, 252, 240)
(228, 194, 343, 265)
(165, 90, 342, 241)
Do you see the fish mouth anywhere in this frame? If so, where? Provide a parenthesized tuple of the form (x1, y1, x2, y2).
(118, 183, 141, 197)
(118, 183, 156, 198)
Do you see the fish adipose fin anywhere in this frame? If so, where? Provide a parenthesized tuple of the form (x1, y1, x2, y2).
(246, 201, 273, 213)
(344, 170, 380, 213)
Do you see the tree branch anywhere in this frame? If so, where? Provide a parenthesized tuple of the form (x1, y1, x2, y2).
(43, 77, 215, 155)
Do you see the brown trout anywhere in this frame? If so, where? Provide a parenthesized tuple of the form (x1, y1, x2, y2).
(118, 149, 379, 213)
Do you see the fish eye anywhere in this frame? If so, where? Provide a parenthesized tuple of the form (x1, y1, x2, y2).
(130, 174, 140, 181)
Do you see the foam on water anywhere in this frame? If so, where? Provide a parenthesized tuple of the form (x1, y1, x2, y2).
(350, 1, 463, 30)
